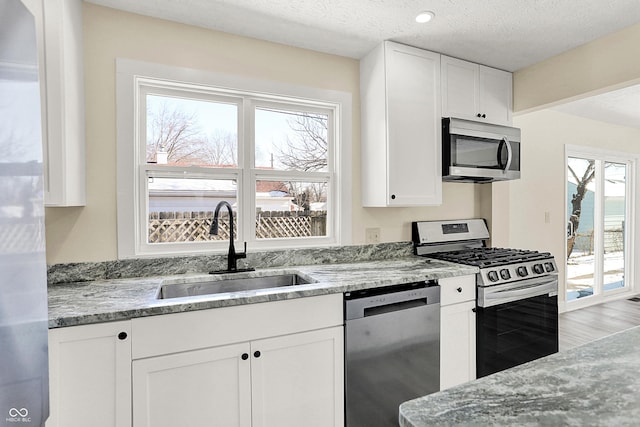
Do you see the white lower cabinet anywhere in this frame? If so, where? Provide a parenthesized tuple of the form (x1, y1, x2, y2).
(132, 327, 343, 427)
(133, 342, 252, 427)
(131, 294, 344, 427)
(46, 321, 132, 427)
(439, 275, 476, 390)
(251, 327, 343, 427)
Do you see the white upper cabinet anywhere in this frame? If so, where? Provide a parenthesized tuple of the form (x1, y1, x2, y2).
(361, 41, 442, 207)
(23, 0, 86, 206)
(441, 55, 513, 126)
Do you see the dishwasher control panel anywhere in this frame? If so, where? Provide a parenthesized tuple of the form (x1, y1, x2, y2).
(344, 281, 440, 320)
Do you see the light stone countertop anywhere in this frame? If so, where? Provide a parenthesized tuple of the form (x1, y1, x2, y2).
(400, 325, 640, 427)
(48, 257, 477, 328)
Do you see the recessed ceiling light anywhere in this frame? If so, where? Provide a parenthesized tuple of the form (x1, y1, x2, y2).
(415, 11, 435, 23)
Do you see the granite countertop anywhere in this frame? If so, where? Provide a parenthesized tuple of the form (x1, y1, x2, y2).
(400, 326, 640, 427)
(48, 257, 477, 328)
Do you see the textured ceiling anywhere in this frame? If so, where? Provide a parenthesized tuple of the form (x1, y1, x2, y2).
(86, 0, 640, 128)
(86, 0, 640, 72)
(552, 85, 640, 129)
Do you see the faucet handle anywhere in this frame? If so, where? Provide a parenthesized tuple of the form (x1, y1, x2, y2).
(236, 241, 248, 259)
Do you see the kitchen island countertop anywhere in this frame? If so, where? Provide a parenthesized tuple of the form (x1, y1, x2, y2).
(48, 257, 477, 328)
(400, 325, 640, 426)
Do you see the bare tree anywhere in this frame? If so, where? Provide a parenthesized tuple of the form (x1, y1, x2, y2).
(277, 113, 328, 172)
(146, 102, 207, 165)
(287, 182, 327, 213)
(567, 160, 595, 257)
(275, 113, 329, 207)
(202, 130, 237, 166)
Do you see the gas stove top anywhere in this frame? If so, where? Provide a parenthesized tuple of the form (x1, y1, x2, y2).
(427, 247, 557, 286)
(426, 247, 553, 268)
(412, 219, 558, 287)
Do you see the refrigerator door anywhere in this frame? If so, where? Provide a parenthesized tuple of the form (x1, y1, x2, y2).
(0, 1, 50, 426)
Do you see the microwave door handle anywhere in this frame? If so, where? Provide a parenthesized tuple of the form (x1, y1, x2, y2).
(501, 137, 513, 173)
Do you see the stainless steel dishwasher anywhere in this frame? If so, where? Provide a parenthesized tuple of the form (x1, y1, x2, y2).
(344, 282, 440, 427)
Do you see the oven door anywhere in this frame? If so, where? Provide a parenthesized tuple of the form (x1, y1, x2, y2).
(476, 276, 559, 378)
(477, 275, 557, 308)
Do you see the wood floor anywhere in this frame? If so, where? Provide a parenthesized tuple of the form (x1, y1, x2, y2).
(559, 295, 640, 352)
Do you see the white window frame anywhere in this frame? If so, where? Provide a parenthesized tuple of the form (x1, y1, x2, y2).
(116, 59, 352, 258)
(564, 144, 637, 311)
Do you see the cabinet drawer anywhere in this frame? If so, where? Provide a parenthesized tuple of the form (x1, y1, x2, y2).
(439, 275, 475, 306)
(131, 294, 343, 359)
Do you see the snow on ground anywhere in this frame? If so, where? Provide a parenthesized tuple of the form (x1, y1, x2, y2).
(566, 251, 624, 300)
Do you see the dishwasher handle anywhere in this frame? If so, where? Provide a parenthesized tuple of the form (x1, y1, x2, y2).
(345, 285, 440, 320)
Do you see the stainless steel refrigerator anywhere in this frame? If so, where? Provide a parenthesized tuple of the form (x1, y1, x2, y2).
(0, 0, 50, 425)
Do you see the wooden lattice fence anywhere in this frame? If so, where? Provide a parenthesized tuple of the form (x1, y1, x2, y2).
(148, 211, 327, 243)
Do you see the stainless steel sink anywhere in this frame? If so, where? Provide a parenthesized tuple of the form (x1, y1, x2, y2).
(157, 273, 312, 299)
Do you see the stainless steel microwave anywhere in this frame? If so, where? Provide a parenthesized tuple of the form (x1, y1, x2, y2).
(442, 117, 521, 183)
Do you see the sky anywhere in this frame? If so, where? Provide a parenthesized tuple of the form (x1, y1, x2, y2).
(146, 94, 312, 168)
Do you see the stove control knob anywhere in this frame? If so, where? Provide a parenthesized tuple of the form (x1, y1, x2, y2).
(500, 269, 511, 280)
(533, 264, 545, 274)
(544, 262, 555, 272)
(517, 266, 528, 277)
(487, 271, 499, 282)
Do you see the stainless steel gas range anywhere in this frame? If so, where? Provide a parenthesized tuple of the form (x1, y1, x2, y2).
(413, 218, 559, 378)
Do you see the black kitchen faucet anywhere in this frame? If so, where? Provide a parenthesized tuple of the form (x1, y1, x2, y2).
(209, 201, 254, 274)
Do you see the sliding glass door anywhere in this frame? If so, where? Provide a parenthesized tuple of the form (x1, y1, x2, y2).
(566, 148, 633, 306)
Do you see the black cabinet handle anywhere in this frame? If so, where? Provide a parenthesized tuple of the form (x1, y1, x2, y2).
(118, 332, 128, 340)
(241, 353, 249, 360)
(391, 194, 396, 200)
(482, 114, 486, 118)
(476, 113, 482, 118)
(254, 351, 261, 358)
(457, 287, 463, 293)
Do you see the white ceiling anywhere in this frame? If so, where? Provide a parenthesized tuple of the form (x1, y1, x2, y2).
(551, 85, 640, 129)
(86, 0, 640, 128)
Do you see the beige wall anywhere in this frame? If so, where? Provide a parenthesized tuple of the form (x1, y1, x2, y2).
(514, 22, 640, 113)
(509, 110, 640, 302)
(45, 4, 482, 264)
(508, 20, 640, 306)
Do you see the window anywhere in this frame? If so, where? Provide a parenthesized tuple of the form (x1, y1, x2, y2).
(565, 146, 635, 307)
(116, 60, 351, 258)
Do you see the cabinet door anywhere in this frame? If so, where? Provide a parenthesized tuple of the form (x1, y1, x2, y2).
(47, 321, 131, 427)
(385, 42, 441, 206)
(132, 342, 252, 427)
(21, 0, 86, 206)
(251, 327, 344, 427)
(441, 56, 478, 120)
(478, 65, 513, 126)
(440, 301, 476, 390)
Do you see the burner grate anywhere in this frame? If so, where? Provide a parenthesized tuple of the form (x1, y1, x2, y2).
(428, 247, 552, 268)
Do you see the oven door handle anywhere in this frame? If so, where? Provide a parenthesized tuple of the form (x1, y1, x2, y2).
(480, 276, 558, 307)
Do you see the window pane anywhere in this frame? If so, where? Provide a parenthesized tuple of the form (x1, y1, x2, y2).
(147, 176, 238, 243)
(255, 108, 328, 172)
(146, 95, 238, 167)
(603, 162, 626, 293)
(255, 180, 328, 239)
(566, 157, 596, 301)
